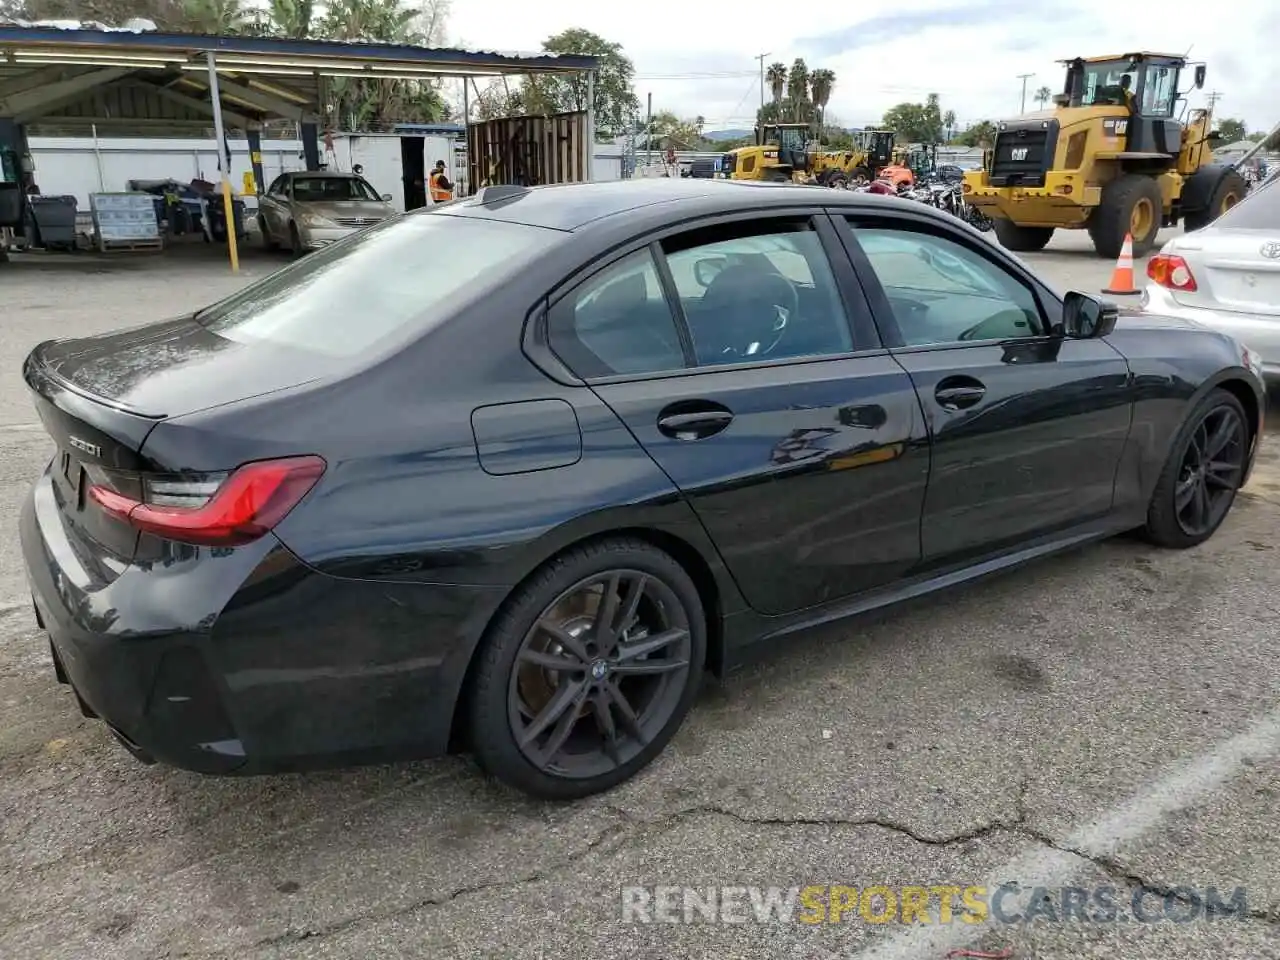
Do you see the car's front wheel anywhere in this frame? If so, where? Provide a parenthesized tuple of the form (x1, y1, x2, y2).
(1143, 387, 1251, 548)
(467, 539, 705, 799)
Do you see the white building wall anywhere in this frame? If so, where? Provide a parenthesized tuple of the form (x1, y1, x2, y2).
(28, 134, 627, 212)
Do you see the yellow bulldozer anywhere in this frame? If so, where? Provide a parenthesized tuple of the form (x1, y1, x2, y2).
(962, 52, 1246, 258)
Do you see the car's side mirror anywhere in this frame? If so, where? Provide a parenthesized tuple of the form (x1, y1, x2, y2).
(693, 256, 728, 287)
(1194, 65, 1207, 89)
(381, 194, 393, 202)
(1063, 291, 1119, 338)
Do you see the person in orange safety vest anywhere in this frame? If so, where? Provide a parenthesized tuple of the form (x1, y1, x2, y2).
(428, 160, 453, 203)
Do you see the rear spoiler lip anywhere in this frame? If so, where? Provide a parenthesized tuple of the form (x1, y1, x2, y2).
(24, 341, 167, 421)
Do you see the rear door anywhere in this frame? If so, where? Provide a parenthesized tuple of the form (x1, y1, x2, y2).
(546, 211, 930, 617)
(836, 212, 1133, 569)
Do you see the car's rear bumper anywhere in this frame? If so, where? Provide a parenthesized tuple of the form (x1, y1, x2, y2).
(1140, 285, 1280, 384)
(21, 473, 507, 775)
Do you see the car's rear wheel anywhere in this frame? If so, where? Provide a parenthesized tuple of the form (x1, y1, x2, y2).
(1142, 388, 1250, 548)
(467, 539, 705, 799)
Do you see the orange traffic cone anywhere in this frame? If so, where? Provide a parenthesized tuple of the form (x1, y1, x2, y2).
(1103, 233, 1140, 295)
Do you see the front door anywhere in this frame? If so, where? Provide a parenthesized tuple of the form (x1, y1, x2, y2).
(546, 214, 929, 616)
(840, 217, 1133, 568)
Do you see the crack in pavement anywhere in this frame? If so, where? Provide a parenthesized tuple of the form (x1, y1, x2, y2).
(1019, 826, 1280, 927)
(145, 775, 1277, 959)
(151, 785, 1036, 958)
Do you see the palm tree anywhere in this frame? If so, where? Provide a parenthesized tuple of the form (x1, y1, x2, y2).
(766, 62, 787, 107)
(809, 68, 835, 139)
(1035, 85, 1052, 109)
(787, 58, 809, 121)
(267, 0, 314, 36)
(943, 109, 956, 141)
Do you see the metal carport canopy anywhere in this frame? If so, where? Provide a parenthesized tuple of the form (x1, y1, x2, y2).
(0, 25, 598, 127)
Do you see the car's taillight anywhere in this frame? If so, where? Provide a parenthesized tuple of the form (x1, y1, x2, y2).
(1147, 253, 1198, 292)
(88, 455, 326, 547)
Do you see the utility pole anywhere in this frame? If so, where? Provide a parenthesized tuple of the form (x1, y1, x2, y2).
(645, 91, 653, 166)
(1205, 89, 1223, 121)
(755, 52, 770, 119)
(1017, 73, 1034, 114)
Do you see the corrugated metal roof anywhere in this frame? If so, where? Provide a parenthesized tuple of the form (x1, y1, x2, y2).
(0, 22, 596, 73)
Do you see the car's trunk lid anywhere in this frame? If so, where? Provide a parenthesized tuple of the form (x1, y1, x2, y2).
(25, 316, 338, 567)
(1169, 229, 1280, 317)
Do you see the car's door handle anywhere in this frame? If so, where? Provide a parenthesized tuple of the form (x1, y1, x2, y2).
(935, 380, 986, 410)
(657, 405, 734, 440)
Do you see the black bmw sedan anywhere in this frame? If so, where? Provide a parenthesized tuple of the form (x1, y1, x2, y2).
(20, 178, 1265, 799)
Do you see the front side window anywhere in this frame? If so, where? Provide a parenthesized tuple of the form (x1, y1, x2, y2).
(1081, 61, 1138, 107)
(197, 212, 558, 359)
(663, 221, 854, 366)
(850, 224, 1044, 346)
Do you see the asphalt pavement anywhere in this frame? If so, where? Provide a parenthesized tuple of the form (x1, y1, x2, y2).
(2, 228, 1278, 960)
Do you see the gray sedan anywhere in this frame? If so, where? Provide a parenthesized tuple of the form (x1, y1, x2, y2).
(1142, 173, 1280, 383)
(258, 171, 396, 255)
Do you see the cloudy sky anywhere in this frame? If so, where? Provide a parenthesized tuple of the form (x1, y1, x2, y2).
(449, 0, 1274, 136)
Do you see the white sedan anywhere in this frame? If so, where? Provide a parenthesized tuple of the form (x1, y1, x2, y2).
(1142, 173, 1280, 384)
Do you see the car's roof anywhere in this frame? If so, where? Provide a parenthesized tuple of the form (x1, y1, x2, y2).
(285, 170, 362, 179)
(440, 178, 919, 231)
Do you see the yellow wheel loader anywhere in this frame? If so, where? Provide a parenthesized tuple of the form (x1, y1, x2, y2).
(808, 129, 897, 188)
(721, 123, 813, 182)
(962, 53, 1247, 258)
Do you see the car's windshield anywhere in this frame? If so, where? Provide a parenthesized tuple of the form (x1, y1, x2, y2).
(1214, 176, 1280, 230)
(195, 213, 558, 358)
(292, 176, 380, 202)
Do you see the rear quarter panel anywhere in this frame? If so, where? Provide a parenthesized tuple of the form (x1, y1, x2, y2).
(1105, 313, 1263, 508)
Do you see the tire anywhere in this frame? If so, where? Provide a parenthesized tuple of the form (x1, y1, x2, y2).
(827, 173, 849, 190)
(1089, 174, 1163, 259)
(764, 169, 791, 183)
(852, 166, 871, 182)
(1184, 168, 1248, 233)
(466, 538, 707, 800)
(993, 220, 1054, 251)
(258, 215, 278, 251)
(1141, 387, 1251, 549)
(288, 222, 304, 257)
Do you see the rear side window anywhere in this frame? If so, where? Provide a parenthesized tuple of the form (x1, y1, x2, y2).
(1215, 176, 1280, 230)
(197, 213, 557, 358)
(547, 248, 689, 378)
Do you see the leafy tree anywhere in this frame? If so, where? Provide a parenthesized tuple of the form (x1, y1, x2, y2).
(519, 29, 639, 138)
(942, 109, 956, 140)
(1034, 85, 1052, 109)
(956, 120, 997, 148)
(882, 95, 945, 143)
(1216, 118, 1247, 143)
(265, 0, 315, 37)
